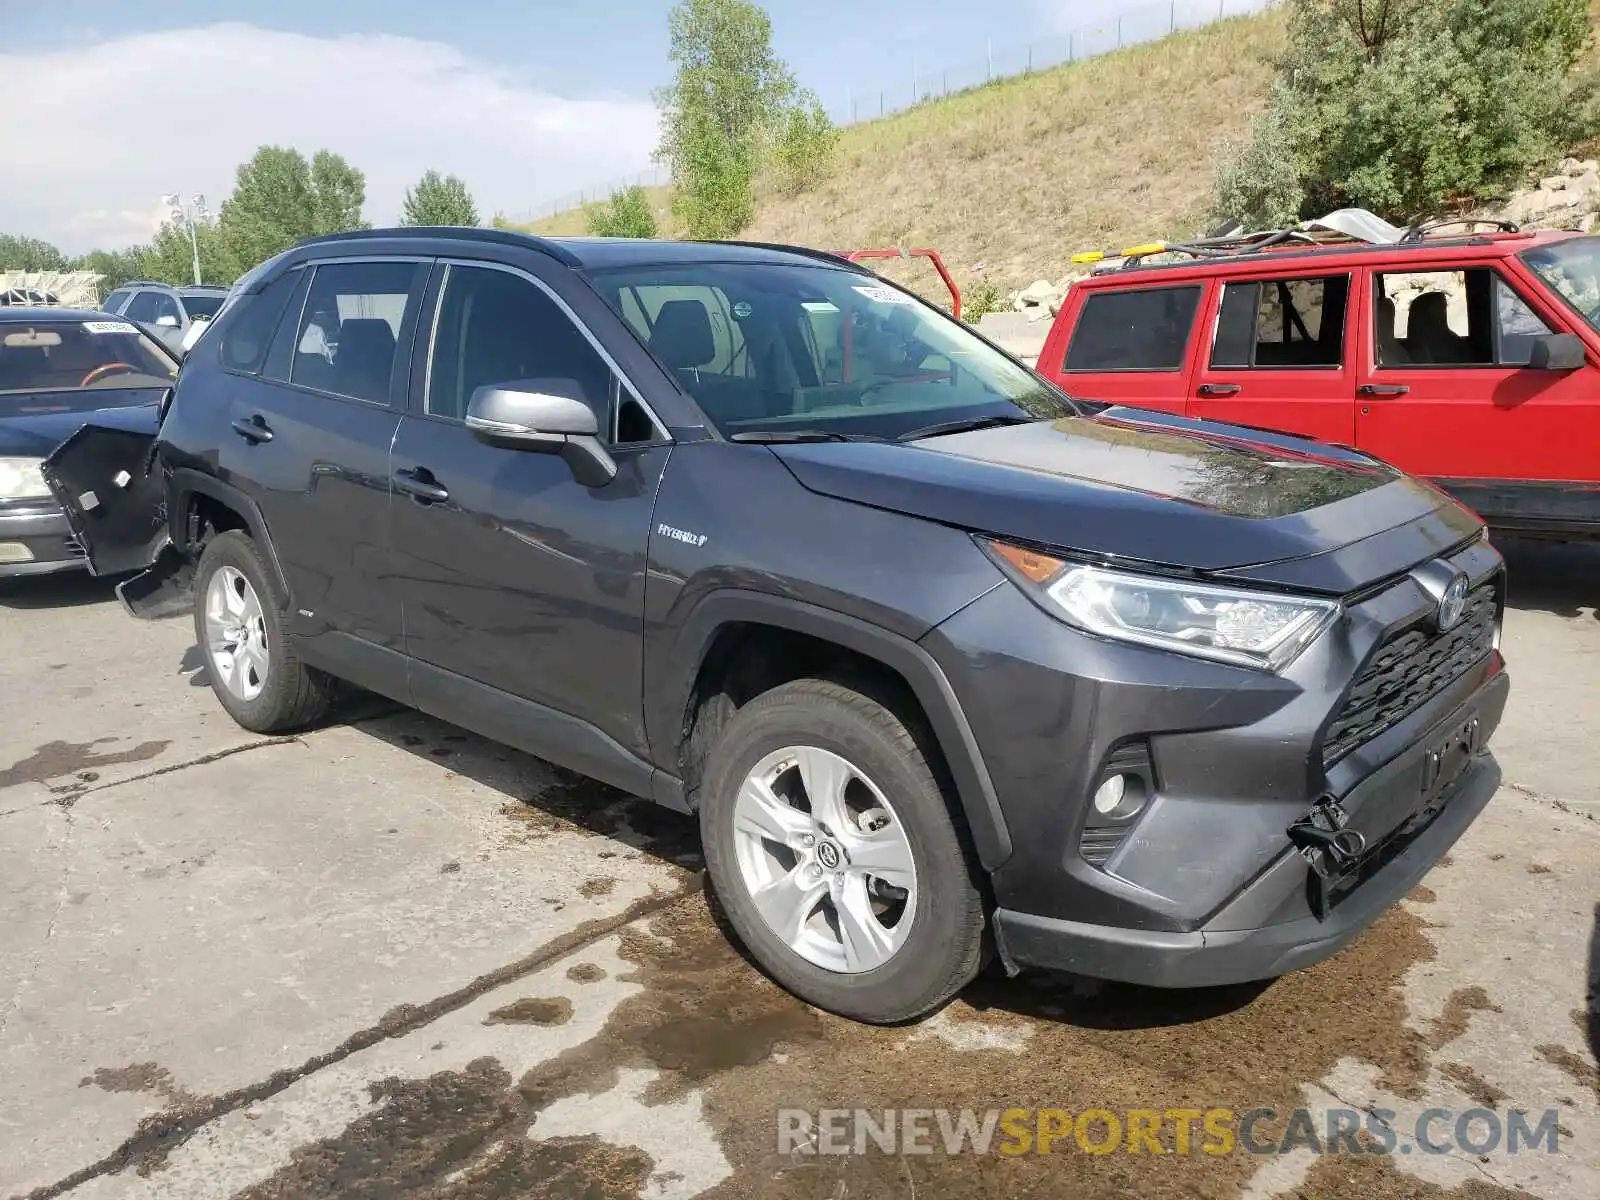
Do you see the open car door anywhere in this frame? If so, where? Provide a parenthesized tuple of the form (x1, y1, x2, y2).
(42, 422, 190, 617)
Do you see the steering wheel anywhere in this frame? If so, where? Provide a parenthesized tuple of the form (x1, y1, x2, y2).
(80, 362, 137, 387)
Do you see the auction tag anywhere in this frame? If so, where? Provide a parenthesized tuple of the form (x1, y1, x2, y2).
(83, 321, 138, 334)
(852, 285, 914, 305)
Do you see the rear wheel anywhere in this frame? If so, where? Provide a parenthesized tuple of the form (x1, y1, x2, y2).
(700, 678, 986, 1023)
(193, 531, 332, 733)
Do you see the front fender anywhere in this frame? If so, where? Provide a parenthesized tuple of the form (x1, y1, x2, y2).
(652, 588, 1013, 870)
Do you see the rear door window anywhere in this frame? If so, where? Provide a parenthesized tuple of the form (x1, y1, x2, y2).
(288, 261, 426, 404)
(1210, 276, 1348, 369)
(1063, 286, 1202, 372)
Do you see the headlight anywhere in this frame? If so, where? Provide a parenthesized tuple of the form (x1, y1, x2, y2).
(0, 457, 50, 502)
(980, 538, 1339, 672)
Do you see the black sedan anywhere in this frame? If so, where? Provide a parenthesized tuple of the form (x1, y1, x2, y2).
(0, 308, 177, 578)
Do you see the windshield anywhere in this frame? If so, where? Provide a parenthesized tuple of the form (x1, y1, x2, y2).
(1520, 236, 1600, 333)
(590, 261, 1074, 438)
(181, 295, 225, 320)
(0, 320, 178, 399)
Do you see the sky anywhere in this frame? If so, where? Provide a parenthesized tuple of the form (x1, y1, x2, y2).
(0, 0, 1241, 254)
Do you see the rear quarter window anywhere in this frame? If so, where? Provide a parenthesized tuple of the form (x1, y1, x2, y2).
(220, 269, 301, 374)
(1063, 285, 1202, 372)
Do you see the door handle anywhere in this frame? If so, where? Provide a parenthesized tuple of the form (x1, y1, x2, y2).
(231, 415, 273, 443)
(393, 467, 450, 505)
(1197, 383, 1240, 397)
(1358, 384, 1409, 397)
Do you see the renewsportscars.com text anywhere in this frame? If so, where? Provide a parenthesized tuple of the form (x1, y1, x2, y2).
(776, 1106, 1565, 1158)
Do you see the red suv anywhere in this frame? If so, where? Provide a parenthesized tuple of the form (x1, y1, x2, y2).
(1037, 227, 1600, 540)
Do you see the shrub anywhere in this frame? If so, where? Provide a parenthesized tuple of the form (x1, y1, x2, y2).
(1213, 0, 1599, 227)
(961, 279, 1007, 322)
(583, 186, 660, 239)
(769, 97, 840, 196)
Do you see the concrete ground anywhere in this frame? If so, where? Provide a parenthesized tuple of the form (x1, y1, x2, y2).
(0, 539, 1596, 1199)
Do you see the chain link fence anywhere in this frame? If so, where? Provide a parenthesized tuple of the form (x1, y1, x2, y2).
(511, 0, 1271, 224)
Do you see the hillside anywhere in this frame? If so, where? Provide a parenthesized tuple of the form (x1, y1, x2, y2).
(521, 9, 1286, 291)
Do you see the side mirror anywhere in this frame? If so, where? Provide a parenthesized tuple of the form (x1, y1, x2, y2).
(1527, 332, 1585, 371)
(464, 378, 617, 487)
(154, 313, 180, 329)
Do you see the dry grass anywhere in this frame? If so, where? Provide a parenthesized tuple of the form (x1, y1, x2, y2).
(518, 10, 1287, 289)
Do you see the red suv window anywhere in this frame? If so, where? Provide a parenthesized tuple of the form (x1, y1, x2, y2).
(1063, 285, 1201, 373)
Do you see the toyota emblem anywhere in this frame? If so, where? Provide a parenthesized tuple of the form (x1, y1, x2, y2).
(1436, 572, 1469, 631)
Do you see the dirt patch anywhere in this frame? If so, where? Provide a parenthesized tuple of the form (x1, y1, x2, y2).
(1298, 1152, 1538, 1198)
(578, 877, 617, 899)
(0, 737, 169, 791)
(1536, 1044, 1600, 1100)
(1408, 885, 1437, 904)
(566, 963, 607, 984)
(80, 1063, 194, 1106)
(1438, 1062, 1508, 1108)
(230, 1058, 653, 1199)
(1526, 863, 1552, 875)
(1426, 987, 1502, 1051)
(200, 870, 1475, 1198)
(484, 997, 574, 1027)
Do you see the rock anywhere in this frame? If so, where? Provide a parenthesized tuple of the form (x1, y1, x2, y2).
(1570, 169, 1600, 196)
(1562, 157, 1598, 177)
(1012, 278, 1056, 310)
(1541, 175, 1568, 192)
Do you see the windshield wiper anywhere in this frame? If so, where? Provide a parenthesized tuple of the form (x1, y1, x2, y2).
(729, 429, 886, 444)
(896, 414, 1038, 442)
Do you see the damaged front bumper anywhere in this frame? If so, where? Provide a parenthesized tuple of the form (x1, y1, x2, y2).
(41, 424, 192, 618)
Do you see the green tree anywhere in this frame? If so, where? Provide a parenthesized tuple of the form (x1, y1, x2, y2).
(401, 170, 480, 226)
(583, 186, 659, 237)
(69, 246, 147, 293)
(656, 0, 822, 238)
(0, 234, 67, 271)
(1213, 0, 1598, 227)
(768, 95, 839, 197)
(215, 146, 367, 272)
(138, 218, 238, 286)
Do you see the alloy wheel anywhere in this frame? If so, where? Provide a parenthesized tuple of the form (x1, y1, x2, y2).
(204, 565, 269, 702)
(731, 745, 919, 973)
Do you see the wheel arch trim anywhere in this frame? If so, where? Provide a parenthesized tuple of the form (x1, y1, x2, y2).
(659, 589, 1013, 870)
(169, 468, 292, 609)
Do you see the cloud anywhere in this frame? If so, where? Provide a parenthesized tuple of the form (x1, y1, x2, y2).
(0, 23, 660, 253)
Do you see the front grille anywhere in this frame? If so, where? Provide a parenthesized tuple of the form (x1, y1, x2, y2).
(1322, 583, 1497, 767)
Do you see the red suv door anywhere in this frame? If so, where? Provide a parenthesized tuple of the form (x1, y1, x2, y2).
(1188, 271, 1356, 445)
(1353, 261, 1600, 491)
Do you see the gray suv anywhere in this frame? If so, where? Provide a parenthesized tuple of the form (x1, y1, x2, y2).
(45, 229, 1509, 1024)
(101, 281, 230, 356)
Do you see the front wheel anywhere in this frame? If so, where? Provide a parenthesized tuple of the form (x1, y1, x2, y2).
(699, 678, 986, 1023)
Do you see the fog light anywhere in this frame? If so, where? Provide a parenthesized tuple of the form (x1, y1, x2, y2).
(0, 542, 35, 564)
(1092, 774, 1127, 815)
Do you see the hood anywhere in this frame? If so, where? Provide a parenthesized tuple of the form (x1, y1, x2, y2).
(771, 407, 1483, 593)
(0, 388, 163, 458)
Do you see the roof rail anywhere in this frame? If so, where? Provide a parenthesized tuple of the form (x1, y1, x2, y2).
(292, 225, 584, 267)
(1399, 217, 1521, 243)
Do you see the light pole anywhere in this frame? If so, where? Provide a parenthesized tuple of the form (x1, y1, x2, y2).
(163, 193, 207, 285)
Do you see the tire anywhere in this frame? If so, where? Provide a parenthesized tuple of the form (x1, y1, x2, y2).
(699, 678, 986, 1024)
(192, 530, 333, 733)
